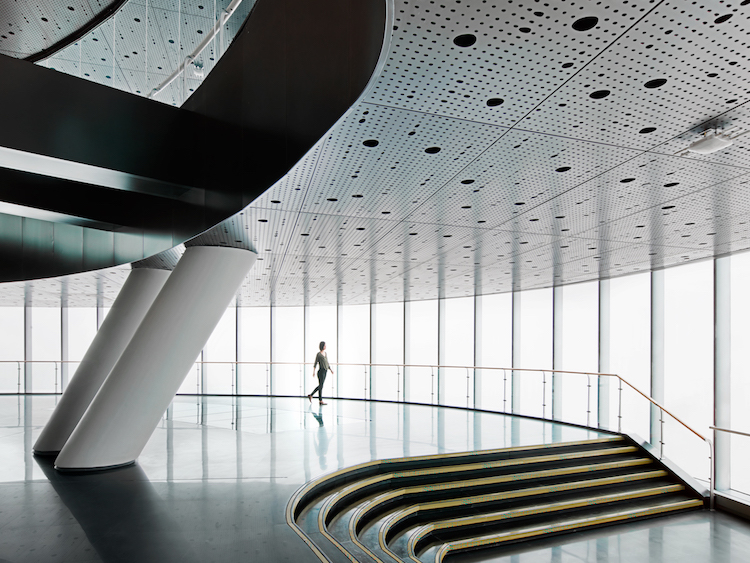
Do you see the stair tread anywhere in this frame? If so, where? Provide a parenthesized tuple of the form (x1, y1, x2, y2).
(409, 484, 687, 555)
(372, 469, 671, 543)
(429, 497, 703, 562)
(322, 447, 646, 525)
(287, 436, 704, 563)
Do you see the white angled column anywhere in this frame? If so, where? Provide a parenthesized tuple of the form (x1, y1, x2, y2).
(34, 267, 171, 455)
(55, 246, 256, 471)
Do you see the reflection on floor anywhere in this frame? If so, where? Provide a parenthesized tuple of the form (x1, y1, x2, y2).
(0, 395, 747, 562)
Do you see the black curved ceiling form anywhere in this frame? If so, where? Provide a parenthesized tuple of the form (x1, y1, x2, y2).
(0, 0, 385, 282)
(0, 1, 125, 61)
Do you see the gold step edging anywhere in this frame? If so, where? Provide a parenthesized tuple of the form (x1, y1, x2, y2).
(432, 498, 704, 563)
(407, 484, 686, 561)
(374, 469, 668, 561)
(285, 436, 625, 563)
(320, 457, 653, 563)
(323, 445, 639, 528)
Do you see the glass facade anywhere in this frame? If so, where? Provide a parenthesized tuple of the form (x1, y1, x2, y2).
(4, 252, 750, 494)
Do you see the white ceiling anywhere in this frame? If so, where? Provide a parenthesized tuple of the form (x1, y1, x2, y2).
(5, 0, 750, 307)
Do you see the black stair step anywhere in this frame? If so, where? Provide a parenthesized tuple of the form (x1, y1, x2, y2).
(320, 446, 645, 527)
(417, 495, 703, 563)
(290, 437, 626, 521)
(371, 469, 672, 544)
(324, 455, 657, 532)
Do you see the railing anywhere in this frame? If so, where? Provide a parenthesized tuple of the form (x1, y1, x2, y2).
(711, 426, 750, 499)
(1, 359, 713, 506)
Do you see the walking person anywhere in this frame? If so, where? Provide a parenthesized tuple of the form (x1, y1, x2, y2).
(308, 341, 334, 406)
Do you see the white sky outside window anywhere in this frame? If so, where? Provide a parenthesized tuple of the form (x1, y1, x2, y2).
(443, 296, 474, 409)
(610, 272, 651, 440)
(237, 305, 271, 395)
(664, 260, 713, 482)
(68, 308, 97, 362)
(204, 307, 236, 394)
(560, 281, 599, 427)
(0, 307, 23, 392)
(406, 299, 438, 404)
(516, 288, 552, 419)
(306, 305, 338, 397)
(372, 302, 403, 402)
(477, 293, 512, 412)
(273, 306, 304, 396)
(31, 307, 61, 393)
(338, 303, 369, 399)
(730, 251, 750, 495)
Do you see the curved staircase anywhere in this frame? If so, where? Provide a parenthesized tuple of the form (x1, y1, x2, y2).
(287, 435, 704, 563)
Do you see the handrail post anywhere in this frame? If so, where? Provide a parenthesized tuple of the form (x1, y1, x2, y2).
(586, 374, 591, 428)
(397, 365, 401, 402)
(708, 438, 715, 510)
(502, 368, 507, 413)
(542, 371, 547, 419)
(17, 361, 21, 394)
(617, 378, 623, 433)
(231, 363, 235, 396)
(466, 367, 470, 408)
(55, 362, 59, 394)
(431, 367, 435, 405)
(659, 409, 665, 460)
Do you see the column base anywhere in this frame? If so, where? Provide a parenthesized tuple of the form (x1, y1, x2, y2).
(55, 459, 136, 473)
(32, 448, 60, 457)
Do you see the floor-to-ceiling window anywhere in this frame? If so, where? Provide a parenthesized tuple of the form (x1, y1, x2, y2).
(239, 305, 271, 395)
(203, 307, 237, 394)
(559, 281, 599, 427)
(0, 307, 23, 393)
(515, 288, 553, 419)
(442, 296, 475, 409)
(272, 306, 304, 396)
(476, 293, 512, 412)
(405, 299, 438, 404)
(30, 307, 61, 393)
(338, 303, 370, 399)
(664, 260, 713, 482)
(609, 272, 651, 438)
(306, 305, 338, 397)
(730, 252, 750, 495)
(371, 302, 403, 402)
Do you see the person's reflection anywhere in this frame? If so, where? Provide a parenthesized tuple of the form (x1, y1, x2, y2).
(310, 405, 330, 470)
(35, 457, 200, 563)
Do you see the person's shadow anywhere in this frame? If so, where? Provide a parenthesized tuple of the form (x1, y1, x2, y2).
(310, 406, 329, 470)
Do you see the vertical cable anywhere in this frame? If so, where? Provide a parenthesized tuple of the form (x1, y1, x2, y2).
(212, 0, 217, 72)
(144, 0, 150, 92)
(177, 0, 182, 104)
(112, 14, 116, 88)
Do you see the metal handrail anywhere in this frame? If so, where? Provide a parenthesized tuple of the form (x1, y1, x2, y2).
(1, 359, 713, 507)
(711, 426, 750, 438)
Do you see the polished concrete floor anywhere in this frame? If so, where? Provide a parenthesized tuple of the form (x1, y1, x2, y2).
(0, 395, 748, 562)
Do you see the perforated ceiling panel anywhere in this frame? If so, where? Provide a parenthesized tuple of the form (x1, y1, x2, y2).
(6, 0, 750, 308)
(0, 1, 120, 59)
(36, 0, 254, 106)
